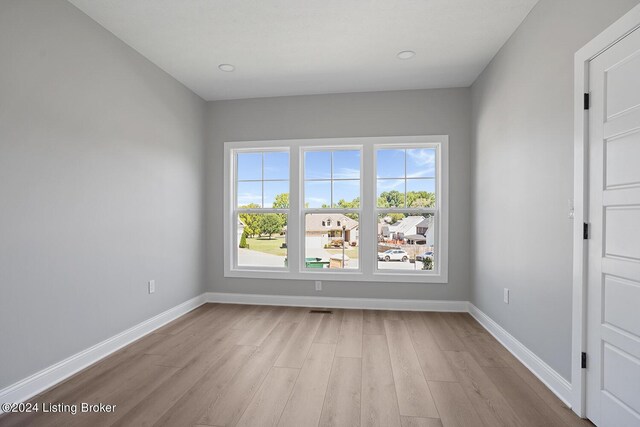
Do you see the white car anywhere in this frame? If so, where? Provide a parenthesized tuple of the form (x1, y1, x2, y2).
(415, 251, 434, 262)
(377, 249, 409, 262)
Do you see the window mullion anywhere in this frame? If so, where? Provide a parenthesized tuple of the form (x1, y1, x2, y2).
(287, 145, 300, 273)
(360, 143, 375, 277)
(330, 152, 334, 208)
(403, 149, 407, 209)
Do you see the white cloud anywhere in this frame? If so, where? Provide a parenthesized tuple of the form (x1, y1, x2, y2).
(407, 169, 434, 178)
(406, 149, 435, 177)
(407, 148, 435, 165)
(333, 167, 360, 179)
(377, 179, 404, 191)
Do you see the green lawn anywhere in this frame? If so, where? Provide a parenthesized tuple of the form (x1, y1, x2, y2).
(245, 237, 287, 257)
(244, 237, 359, 260)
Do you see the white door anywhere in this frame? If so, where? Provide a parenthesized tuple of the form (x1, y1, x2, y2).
(586, 26, 640, 427)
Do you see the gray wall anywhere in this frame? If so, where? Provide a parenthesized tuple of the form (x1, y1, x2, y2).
(470, 0, 640, 380)
(205, 89, 472, 301)
(4, 0, 634, 394)
(0, 0, 206, 388)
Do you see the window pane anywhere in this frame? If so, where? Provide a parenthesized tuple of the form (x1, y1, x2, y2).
(305, 151, 331, 180)
(332, 180, 360, 208)
(377, 213, 435, 271)
(376, 149, 405, 178)
(332, 150, 361, 179)
(406, 148, 436, 178)
(377, 179, 405, 208)
(237, 213, 287, 268)
(237, 181, 262, 207)
(305, 213, 359, 270)
(237, 152, 262, 181)
(264, 181, 289, 208)
(264, 152, 289, 180)
(305, 181, 331, 208)
(406, 178, 436, 208)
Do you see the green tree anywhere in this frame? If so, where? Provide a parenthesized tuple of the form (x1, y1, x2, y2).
(239, 203, 261, 237)
(272, 193, 290, 209)
(258, 214, 284, 239)
(377, 190, 405, 208)
(239, 230, 248, 248)
(335, 197, 360, 209)
(336, 197, 360, 220)
(406, 191, 435, 208)
(272, 193, 290, 226)
(387, 213, 405, 224)
(422, 256, 434, 271)
(377, 191, 406, 225)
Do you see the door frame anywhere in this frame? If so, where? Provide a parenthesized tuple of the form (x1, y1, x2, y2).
(572, 3, 640, 418)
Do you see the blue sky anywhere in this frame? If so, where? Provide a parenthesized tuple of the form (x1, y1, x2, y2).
(377, 148, 436, 178)
(237, 151, 289, 207)
(237, 151, 289, 181)
(304, 150, 361, 180)
(304, 150, 360, 207)
(237, 148, 435, 207)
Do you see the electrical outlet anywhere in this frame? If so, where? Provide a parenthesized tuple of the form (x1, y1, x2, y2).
(148, 280, 156, 294)
(568, 198, 575, 219)
(315, 281, 322, 291)
(503, 288, 509, 304)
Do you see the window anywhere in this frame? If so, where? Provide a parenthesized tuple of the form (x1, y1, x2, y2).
(224, 136, 448, 283)
(303, 148, 361, 270)
(234, 150, 289, 269)
(375, 147, 438, 272)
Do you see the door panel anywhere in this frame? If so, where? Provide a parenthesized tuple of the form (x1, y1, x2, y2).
(602, 343, 640, 426)
(606, 50, 640, 117)
(587, 26, 640, 427)
(604, 207, 640, 260)
(603, 276, 640, 337)
(605, 130, 640, 188)
(602, 394, 640, 427)
(603, 344, 640, 413)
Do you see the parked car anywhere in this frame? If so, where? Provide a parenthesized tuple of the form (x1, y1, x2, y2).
(415, 251, 434, 262)
(377, 249, 409, 262)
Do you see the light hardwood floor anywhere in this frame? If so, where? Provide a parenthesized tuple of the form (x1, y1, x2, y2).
(0, 304, 592, 427)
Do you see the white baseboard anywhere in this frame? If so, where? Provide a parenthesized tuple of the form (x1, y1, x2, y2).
(206, 292, 468, 312)
(207, 293, 573, 408)
(0, 294, 206, 413)
(468, 303, 573, 408)
(0, 292, 574, 416)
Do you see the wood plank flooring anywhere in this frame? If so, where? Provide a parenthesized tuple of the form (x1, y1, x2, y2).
(0, 304, 592, 427)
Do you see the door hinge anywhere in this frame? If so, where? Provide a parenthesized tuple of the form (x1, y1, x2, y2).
(581, 352, 587, 369)
(583, 223, 590, 240)
(584, 93, 590, 110)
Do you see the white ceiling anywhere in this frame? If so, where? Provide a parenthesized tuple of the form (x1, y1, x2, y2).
(68, 0, 538, 101)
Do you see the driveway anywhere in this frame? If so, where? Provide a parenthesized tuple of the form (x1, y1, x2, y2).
(238, 248, 286, 267)
(378, 261, 423, 270)
(238, 248, 422, 271)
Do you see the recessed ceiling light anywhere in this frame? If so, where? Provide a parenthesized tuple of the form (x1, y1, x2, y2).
(397, 50, 416, 60)
(218, 64, 235, 72)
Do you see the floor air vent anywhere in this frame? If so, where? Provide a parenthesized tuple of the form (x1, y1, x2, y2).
(309, 309, 333, 314)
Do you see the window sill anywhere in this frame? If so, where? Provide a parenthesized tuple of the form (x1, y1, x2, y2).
(224, 268, 448, 283)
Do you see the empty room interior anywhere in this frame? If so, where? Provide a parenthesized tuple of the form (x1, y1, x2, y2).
(2, 0, 640, 426)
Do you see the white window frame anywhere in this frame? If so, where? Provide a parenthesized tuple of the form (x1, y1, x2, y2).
(223, 135, 449, 283)
(231, 147, 290, 272)
(301, 145, 363, 274)
(373, 142, 442, 277)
